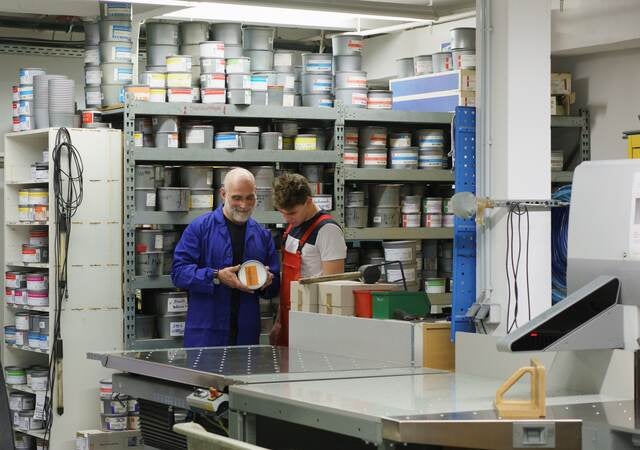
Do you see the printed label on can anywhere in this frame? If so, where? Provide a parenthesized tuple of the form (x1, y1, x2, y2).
(111, 24, 131, 40)
(216, 134, 239, 148)
(282, 94, 294, 107)
(18, 101, 31, 116)
(86, 90, 102, 105)
(251, 75, 268, 92)
(402, 214, 421, 228)
(274, 53, 292, 67)
(202, 89, 225, 104)
(390, 137, 411, 147)
(167, 297, 188, 313)
(19, 115, 33, 131)
(387, 268, 416, 283)
(114, 67, 133, 82)
(201, 74, 225, 89)
(346, 76, 366, 88)
(154, 235, 164, 250)
(363, 153, 387, 166)
(84, 48, 99, 64)
(367, 98, 392, 109)
(113, 46, 132, 61)
(306, 61, 332, 72)
(133, 132, 143, 147)
(167, 132, 178, 148)
(170, 321, 185, 336)
(347, 39, 363, 50)
(352, 92, 368, 107)
(146, 193, 156, 207)
(391, 152, 418, 165)
(244, 90, 252, 104)
(106, 415, 127, 430)
(442, 214, 455, 227)
(372, 216, 382, 224)
(312, 80, 332, 92)
(149, 89, 166, 102)
(104, 3, 131, 17)
(144, 73, 166, 88)
(343, 152, 358, 165)
(416, 60, 433, 74)
(186, 129, 205, 144)
(12, 102, 18, 117)
(282, 75, 295, 90)
(384, 247, 413, 261)
(458, 54, 475, 69)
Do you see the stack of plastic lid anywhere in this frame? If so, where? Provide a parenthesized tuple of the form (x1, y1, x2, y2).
(143, 22, 179, 102)
(332, 34, 368, 109)
(301, 52, 333, 108)
(98, 1, 133, 107)
(179, 21, 210, 97)
(34, 74, 67, 128)
(16, 68, 45, 131)
(49, 78, 76, 127)
(83, 18, 102, 108)
(242, 26, 276, 106)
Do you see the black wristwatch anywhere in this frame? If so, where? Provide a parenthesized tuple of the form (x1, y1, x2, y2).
(212, 269, 220, 285)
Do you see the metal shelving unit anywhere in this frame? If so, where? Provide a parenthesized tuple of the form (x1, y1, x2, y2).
(551, 109, 590, 179)
(123, 99, 340, 349)
(134, 148, 338, 163)
(344, 228, 454, 240)
(343, 168, 454, 182)
(121, 99, 458, 349)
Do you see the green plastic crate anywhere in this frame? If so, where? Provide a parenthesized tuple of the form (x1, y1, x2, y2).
(371, 291, 430, 319)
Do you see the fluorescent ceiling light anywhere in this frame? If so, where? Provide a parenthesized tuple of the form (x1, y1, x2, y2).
(162, 3, 427, 29)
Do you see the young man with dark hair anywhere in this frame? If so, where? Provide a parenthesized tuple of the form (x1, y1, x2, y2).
(271, 173, 347, 346)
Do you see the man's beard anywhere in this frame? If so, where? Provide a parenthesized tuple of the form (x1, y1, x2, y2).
(225, 203, 253, 223)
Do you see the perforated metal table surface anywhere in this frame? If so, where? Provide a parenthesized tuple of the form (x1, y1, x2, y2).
(89, 345, 438, 389)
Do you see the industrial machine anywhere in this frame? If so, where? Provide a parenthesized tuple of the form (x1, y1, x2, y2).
(90, 160, 640, 450)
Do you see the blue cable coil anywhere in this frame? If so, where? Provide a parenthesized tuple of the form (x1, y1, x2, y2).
(551, 185, 572, 303)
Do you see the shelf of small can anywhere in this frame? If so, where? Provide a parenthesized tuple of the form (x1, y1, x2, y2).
(6, 221, 50, 226)
(6, 262, 49, 269)
(343, 108, 453, 124)
(343, 168, 454, 182)
(551, 116, 586, 128)
(344, 227, 454, 240)
(6, 304, 49, 313)
(13, 427, 47, 441)
(5, 180, 48, 186)
(130, 337, 183, 350)
(7, 344, 50, 355)
(551, 171, 573, 183)
(133, 210, 287, 226)
(133, 148, 339, 164)
(131, 275, 174, 290)
(8, 383, 36, 394)
(125, 101, 338, 121)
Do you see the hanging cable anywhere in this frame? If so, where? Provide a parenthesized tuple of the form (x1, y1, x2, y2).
(505, 203, 532, 333)
(43, 128, 84, 445)
(551, 185, 571, 303)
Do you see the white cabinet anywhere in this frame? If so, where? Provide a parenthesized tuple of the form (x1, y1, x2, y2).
(3, 128, 123, 449)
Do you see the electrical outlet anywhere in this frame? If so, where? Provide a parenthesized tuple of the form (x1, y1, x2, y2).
(486, 303, 502, 324)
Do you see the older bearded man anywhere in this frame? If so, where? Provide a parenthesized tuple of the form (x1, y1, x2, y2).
(172, 167, 280, 347)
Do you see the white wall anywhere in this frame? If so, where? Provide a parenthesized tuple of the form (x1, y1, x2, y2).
(362, 16, 476, 81)
(553, 47, 640, 161)
(0, 54, 85, 153)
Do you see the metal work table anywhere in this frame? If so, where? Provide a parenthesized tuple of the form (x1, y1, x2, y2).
(89, 345, 437, 390)
(228, 371, 630, 449)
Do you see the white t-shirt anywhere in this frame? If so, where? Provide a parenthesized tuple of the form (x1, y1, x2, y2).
(284, 214, 347, 278)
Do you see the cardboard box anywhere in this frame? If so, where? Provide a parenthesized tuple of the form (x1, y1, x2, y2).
(551, 73, 571, 95)
(76, 430, 143, 450)
(319, 304, 355, 316)
(551, 93, 575, 116)
(318, 281, 399, 310)
(290, 281, 319, 312)
(390, 68, 476, 112)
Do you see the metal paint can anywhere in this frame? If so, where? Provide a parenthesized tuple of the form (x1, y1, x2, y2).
(332, 34, 363, 56)
(367, 90, 392, 110)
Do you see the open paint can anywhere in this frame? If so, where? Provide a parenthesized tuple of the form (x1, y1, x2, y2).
(238, 260, 268, 290)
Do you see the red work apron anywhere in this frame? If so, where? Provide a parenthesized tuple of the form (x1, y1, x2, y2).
(272, 213, 333, 347)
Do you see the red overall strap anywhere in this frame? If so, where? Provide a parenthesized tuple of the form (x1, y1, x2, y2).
(295, 213, 333, 253)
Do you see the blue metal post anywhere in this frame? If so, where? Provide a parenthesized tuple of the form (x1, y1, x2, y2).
(452, 106, 476, 340)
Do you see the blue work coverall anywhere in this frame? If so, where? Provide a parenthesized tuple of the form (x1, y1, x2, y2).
(171, 206, 280, 347)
